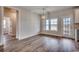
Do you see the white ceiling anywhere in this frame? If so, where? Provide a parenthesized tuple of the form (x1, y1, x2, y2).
(17, 6, 73, 15)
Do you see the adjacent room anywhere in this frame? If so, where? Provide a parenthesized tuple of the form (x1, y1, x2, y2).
(0, 6, 79, 52)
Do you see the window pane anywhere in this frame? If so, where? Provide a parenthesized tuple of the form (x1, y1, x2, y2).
(51, 19, 57, 24)
(45, 19, 49, 30)
(46, 20, 49, 25)
(64, 18, 71, 25)
(63, 17, 71, 36)
(51, 25, 57, 31)
(50, 18, 58, 31)
(46, 25, 49, 30)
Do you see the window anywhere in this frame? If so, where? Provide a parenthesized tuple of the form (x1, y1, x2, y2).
(45, 19, 49, 30)
(50, 18, 58, 31)
(63, 17, 71, 36)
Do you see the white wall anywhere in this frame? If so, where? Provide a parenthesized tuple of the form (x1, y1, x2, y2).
(40, 9, 75, 38)
(0, 7, 2, 45)
(15, 7, 40, 40)
(0, 7, 1, 44)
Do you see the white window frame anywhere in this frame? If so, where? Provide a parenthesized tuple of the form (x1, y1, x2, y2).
(50, 18, 58, 31)
(45, 19, 50, 31)
(63, 17, 71, 36)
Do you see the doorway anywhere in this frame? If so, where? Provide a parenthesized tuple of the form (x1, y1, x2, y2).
(2, 17, 12, 35)
(2, 7, 18, 41)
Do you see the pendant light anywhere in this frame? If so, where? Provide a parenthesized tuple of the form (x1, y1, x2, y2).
(41, 8, 46, 20)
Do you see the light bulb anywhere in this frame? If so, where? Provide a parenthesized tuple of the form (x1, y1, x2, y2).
(41, 15, 45, 20)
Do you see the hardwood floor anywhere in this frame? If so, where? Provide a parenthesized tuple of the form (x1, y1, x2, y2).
(1, 35, 79, 52)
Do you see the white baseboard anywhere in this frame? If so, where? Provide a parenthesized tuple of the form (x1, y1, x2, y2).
(40, 32, 62, 37)
(0, 43, 3, 46)
(18, 33, 39, 40)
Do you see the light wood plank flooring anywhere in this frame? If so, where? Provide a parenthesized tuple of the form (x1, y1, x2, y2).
(1, 35, 79, 52)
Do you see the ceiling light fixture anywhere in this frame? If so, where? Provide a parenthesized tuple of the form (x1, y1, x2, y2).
(41, 8, 46, 20)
